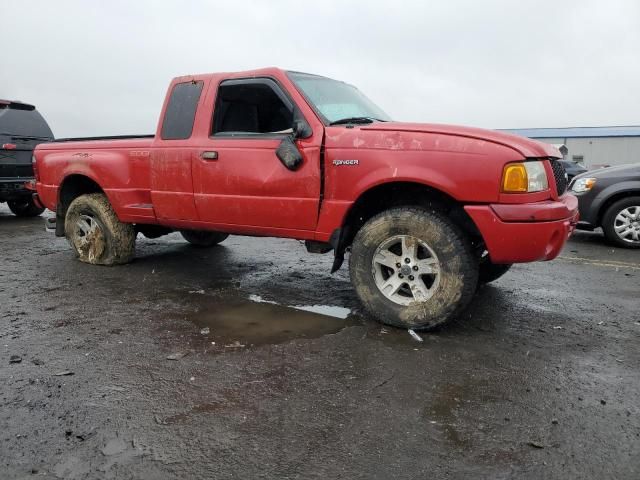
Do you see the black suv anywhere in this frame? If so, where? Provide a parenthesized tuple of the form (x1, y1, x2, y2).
(559, 159, 588, 182)
(0, 100, 54, 216)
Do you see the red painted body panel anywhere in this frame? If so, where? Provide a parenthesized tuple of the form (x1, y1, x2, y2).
(323, 125, 519, 204)
(491, 194, 578, 222)
(357, 122, 560, 158)
(34, 67, 578, 262)
(35, 138, 156, 223)
(191, 139, 320, 230)
(465, 194, 579, 263)
(150, 145, 201, 222)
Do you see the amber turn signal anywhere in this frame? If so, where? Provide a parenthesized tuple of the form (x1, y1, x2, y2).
(502, 163, 528, 192)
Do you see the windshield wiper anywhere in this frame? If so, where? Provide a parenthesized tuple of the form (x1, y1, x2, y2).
(329, 117, 384, 126)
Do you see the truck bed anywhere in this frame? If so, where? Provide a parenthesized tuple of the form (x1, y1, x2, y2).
(53, 134, 154, 143)
(35, 135, 157, 224)
(37, 135, 155, 153)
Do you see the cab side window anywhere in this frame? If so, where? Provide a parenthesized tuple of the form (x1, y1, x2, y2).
(212, 79, 293, 136)
(161, 81, 203, 140)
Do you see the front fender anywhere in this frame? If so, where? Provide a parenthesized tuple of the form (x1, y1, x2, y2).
(353, 168, 459, 202)
(325, 147, 514, 204)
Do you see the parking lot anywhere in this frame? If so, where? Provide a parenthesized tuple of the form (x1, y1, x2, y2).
(1, 204, 639, 479)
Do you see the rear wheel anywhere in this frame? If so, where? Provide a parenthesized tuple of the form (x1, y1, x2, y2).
(180, 230, 228, 247)
(64, 193, 136, 265)
(8, 198, 45, 217)
(602, 196, 640, 249)
(349, 207, 478, 330)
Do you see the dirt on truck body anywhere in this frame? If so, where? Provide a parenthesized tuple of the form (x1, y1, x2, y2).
(34, 67, 579, 329)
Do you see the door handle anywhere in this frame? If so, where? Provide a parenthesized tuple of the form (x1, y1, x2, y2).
(201, 151, 218, 160)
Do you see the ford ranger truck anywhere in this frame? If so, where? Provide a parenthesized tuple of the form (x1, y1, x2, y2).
(34, 68, 579, 330)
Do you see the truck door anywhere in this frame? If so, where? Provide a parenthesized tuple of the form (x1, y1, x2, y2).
(150, 80, 203, 221)
(192, 78, 322, 232)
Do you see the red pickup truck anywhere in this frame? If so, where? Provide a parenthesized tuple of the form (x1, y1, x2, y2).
(34, 68, 578, 329)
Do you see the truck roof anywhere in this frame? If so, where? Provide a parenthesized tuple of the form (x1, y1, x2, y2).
(169, 67, 327, 84)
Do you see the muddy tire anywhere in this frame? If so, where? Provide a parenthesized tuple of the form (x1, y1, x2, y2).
(180, 230, 228, 247)
(64, 193, 135, 265)
(478, 254, 512, 284)
(8, 198, 45, 217)
(349, 207, 478, 330)
(601, 196, 640, 249)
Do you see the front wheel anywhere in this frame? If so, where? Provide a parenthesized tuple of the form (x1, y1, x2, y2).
(349, 207, 478, 330)
(180, 230, 229, 247)
(65, 193, 136, 265)
(602, 196, 640, 249)
(8, 198, 45, 217)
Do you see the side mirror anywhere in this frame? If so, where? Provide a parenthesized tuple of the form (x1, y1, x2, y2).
(276, 136, 303, 171)
(292, 118, 312, 139)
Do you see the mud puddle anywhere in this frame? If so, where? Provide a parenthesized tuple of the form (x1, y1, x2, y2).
(179, 294, 358, 347)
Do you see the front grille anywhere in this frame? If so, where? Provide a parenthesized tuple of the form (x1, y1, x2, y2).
(550, 159, 568, 195)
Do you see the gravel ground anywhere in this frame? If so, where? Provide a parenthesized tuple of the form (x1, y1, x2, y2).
(1, 205, 639, 479)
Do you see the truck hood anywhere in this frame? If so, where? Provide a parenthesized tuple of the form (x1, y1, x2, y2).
(346, 122, 560, 158)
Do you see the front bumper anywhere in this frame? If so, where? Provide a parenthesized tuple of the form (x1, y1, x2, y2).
(573, 190, 599, 228)
(465, 194, 579, 263)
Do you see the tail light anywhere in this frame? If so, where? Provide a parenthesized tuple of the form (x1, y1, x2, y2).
(2, 143, 17, 150)
(32, 154, 40, 181)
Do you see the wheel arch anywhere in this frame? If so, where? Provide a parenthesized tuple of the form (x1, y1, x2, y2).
(55, 174, 107, 236)
(329, 180, 482, 272)
(596, 187, 640, 227)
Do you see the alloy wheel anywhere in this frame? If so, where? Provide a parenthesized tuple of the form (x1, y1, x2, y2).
(614, 206, 640, 245)
(74, 213, 106, 261)
(371, 234, 440, 305)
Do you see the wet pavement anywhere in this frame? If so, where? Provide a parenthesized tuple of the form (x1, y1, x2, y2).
(1, 204, 639, 479)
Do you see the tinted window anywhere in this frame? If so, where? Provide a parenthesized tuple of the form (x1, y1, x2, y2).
(212, 80, 293, 136)
(0, 106, 53, 138)
(161, 81, 203, 140)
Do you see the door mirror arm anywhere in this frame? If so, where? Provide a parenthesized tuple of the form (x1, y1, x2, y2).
(275, 111, 310, 171)
(292, 111, 312, 139)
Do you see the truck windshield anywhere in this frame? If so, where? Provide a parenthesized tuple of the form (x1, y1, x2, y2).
(288, 72, 391, 125)
(0, 105, 54, 139)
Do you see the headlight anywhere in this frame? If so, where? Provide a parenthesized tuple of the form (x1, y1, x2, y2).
(571, 177, 596, 193)
(501, 161, 549, 193)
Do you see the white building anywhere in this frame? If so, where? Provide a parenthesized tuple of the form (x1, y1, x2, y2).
(501, 126, 640, 169)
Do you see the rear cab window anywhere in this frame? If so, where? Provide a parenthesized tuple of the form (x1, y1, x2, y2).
(161, 81, 204, 140)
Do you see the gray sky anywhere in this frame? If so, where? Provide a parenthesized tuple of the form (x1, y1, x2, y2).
(2, 0, 639, 138)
